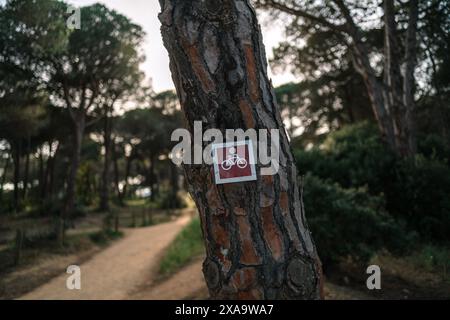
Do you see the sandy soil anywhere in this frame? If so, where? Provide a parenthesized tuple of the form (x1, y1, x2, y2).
(129, 258, 209, 300)
(20, 216, 190, 300)
(1, 246, 101, 300)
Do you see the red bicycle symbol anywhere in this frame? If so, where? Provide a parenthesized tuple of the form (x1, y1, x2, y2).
(220, 147, 248, 171)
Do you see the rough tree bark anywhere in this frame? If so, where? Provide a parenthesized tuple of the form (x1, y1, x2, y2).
(159, 0, 323, 299)
(384, 0, 407, 153)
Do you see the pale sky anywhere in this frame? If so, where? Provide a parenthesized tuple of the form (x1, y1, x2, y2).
(69, 0, 296, 92)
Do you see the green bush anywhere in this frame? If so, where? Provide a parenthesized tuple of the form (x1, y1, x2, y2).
(388, 155, 450, 242)
(154, 191, 186, 210)
(417, 134, 450, 164)
(294, 121, 450, 245)
(294, 122, 396, 194)
(408, 245, 450, 278)
(303, 174, 413, 269)
(89, 229, 123, 245)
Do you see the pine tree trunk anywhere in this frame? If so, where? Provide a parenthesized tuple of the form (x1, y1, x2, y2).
(0, 154, 10, 200)
(383, 0, 416, 157)
(149, 154, 158, 202)
(402, 0, 419, 156)
(159, 0, 323, 299)
(46, 145, 58, 200)
(112, 140, 124, 206)
(12, 142, 21, 213)
(346, 30, 397, 151)
(59, 118, 84, 246)
(120, 152, 133, 203)
(22, 151, 30, 200)
(100, 112, 112, 211)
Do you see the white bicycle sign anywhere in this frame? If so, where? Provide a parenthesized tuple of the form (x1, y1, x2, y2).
(220, 147, 248, 171)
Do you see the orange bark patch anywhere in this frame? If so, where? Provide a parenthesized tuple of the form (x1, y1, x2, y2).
(230, 267, 257, 291)
(279, 191, 289, 216)
(261, 206, 284, 261)
(263, 175, 273, 184)
(206, 181, 226, 216)
(239, 99, 256, 129)
(236, 215, 261, 265)
(210, 217, 232, 272)
(244, 44, 260, 104)
(260, 175, 274, 207)
(237, 288, 264, 300)
(182, 40, 215, 93)
(234, 207, 247, 216)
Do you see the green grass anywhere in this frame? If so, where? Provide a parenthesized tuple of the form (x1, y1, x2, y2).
(125, 199, 147, 207)
(88, 229, 124, 246)
(158, 217, 204, 276)
(0, 229, 124, 273)
(408, 245, 450, 280)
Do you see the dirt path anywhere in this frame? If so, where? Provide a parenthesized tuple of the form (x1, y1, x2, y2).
(129, 258, 209, 300)
(20, 216, 190, 300)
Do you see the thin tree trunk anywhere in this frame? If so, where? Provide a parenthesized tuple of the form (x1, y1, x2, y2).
(12, 142, 21, 213)
(0, 154, 10, 199)
(384, 0, 415, 157)
(40, 142, 52, 201)
(343, 85, 356, 123)
(425, 45, 449, 141)
(100, 111, 112, 211)
(38, 147, 45, 200)
(333, 0, 397, 150)
(402, 0, 419, 155)
(359, 77, 395, 147)
(112, 139, 124, 206)
(22, 151, 30, 200)
(159, 0, 323, 299)
(59, 118, 85, 246)
(47, 144, 58, 200)
(149, 154, 157, 202)
(121, 153, 133, 203)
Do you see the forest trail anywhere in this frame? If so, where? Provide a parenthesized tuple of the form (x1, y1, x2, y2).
(19, 216, 190, 300)
(129, 257, 208, 300)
